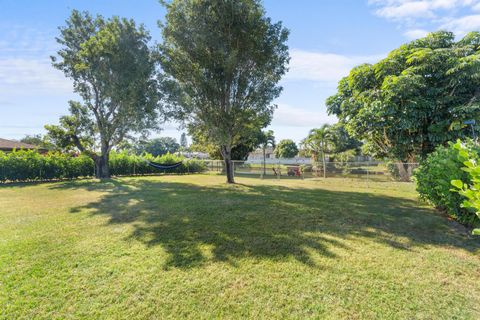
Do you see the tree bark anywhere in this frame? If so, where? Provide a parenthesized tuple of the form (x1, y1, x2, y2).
(94, 143, 111, 179)
(221, 145, 235, 183)
(396, 160, 413, 182)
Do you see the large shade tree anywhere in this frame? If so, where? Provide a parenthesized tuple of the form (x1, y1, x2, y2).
(326, 31, 480, 168)
(159, 0, 289, 183)
(46, 10, 162, 178)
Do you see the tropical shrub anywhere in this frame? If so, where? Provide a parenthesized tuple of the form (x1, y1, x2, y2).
(414, 141, 480, 226)
(450, 141, 480, 234)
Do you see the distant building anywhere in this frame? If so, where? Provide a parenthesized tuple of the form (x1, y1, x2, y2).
(247, 147, 311, 164)
(247, 146, 276, 161)
(0, 138, 47, 153)
(177, 151, 209, 159)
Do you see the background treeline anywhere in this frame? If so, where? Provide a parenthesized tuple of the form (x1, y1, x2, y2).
(0, 150, 205, 183)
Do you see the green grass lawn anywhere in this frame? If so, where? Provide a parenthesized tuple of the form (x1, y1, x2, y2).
(1, 175, 479, 319)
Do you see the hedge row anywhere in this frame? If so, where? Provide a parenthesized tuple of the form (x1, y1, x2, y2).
(0, 149, 206, 182)
(109, 151, 206, 176)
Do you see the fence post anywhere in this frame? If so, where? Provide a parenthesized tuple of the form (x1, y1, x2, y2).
(366, 162, 369, 188)
(277, 160, 280, 179)
(261, 158, 264, 179)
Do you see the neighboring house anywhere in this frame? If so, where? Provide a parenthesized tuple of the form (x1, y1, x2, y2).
(177, 151, 209, 159)
(0, 138, 47, 153)
(247, 147, 311, 164)
(247, 146, 276, 161)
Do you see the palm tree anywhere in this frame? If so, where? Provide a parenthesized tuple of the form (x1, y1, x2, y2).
(301, 124, 332, 178)
(259, 130, 275, 175)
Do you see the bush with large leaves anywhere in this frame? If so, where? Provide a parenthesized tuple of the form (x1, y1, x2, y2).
(414, 140, 480, 226)
(451, 141, 480, 234)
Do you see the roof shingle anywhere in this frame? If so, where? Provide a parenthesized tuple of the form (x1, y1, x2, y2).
(0, 138, 42, 151)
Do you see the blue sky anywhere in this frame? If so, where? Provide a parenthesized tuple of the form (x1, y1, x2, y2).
(2, 0, 480, 143)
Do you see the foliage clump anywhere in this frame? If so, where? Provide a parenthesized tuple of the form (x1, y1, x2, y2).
(414, 140, 480, 227)
(274, 139, 298, 158)
(450, 141, 480, 234)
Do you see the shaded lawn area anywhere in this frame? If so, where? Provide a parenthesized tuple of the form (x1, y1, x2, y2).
(0, 175, 479, 319)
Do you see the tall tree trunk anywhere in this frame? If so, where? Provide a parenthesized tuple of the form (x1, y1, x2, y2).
(395, 158, 414, 182)
(94, 143, 111, 179)
(221, 145, 235, 184)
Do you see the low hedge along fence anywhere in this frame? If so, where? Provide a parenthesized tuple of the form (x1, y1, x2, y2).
(0, 149, 206, 182)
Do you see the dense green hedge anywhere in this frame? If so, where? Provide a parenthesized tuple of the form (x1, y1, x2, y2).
(0, 150, 94, 182)
(108, 151, 206, 176)
(414, 140, 480, 227)
(0, 150, 206, 183)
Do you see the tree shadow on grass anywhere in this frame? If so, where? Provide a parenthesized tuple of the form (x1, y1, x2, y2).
(50, 178, 480, 269)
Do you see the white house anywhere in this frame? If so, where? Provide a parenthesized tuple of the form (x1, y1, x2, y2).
(247, 147, 311, 164)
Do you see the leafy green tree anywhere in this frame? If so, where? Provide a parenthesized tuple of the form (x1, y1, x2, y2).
(258, 130, 275, 175)
(135, 137, 180, 157)
(191, 128, 264, 160)
(301, 124, 333, 178)
(20, 134, 43, 146)
(159, 0, 289, 183)
(46, 10, 161, 178)
(20, 134, 53, 150)
(275, 139, 298, 159)
(326, 31, 480, 169)
(328, 123, 362, 154)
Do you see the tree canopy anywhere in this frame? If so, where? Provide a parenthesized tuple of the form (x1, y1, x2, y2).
(159, 0, 289, 183)
(190, 128, 264, 160)
(46, 10, 162, 178)
(275, 139, 298, 158)
(20, 134, 53, 150)
(326, 31, 480, 162)
(134, 137, 180, 157)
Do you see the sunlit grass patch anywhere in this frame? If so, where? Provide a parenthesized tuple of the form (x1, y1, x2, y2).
(1, 175, 479, 319)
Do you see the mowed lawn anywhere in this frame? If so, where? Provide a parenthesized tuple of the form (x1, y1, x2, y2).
(1, 175, 479, 319)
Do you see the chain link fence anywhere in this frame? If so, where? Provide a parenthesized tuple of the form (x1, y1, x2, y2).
(0, 154, 419, 184)
(200, 159, 419, 183)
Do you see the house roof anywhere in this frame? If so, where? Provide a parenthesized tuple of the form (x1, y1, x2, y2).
(0, 138, 44, 151)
